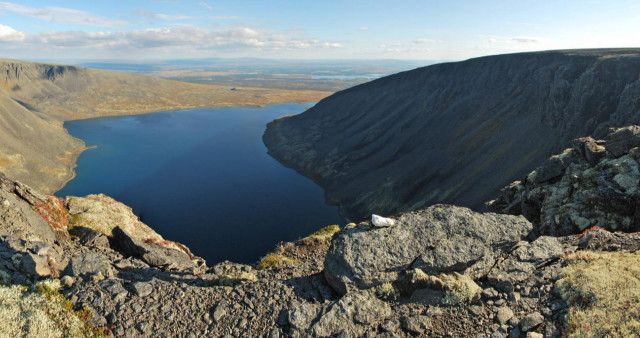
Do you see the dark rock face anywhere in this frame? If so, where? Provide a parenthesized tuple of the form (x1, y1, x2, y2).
(264, 49, 640, 221)
(323, 204, 532, 295)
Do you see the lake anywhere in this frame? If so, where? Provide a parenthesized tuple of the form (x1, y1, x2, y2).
(56, 103, 342, 264)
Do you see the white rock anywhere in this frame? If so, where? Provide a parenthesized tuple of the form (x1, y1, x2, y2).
(371, 214, 395, 227)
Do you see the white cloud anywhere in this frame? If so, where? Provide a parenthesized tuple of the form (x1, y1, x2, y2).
(358, 27, 368, 31)
(135, 9, 193, 21)
(6, 25, 343, 57)
(378, 42, 431, 53)
(413, 38, 438, 44)
(0, 1, 126, 28)
(0, 24, 25, 42)
(483, 35, 542, 44)
(198, 2, 213, 10)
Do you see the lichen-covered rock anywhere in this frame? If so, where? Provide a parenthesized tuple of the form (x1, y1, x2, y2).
(490, 126, 640, 235)
(67, 194, 170, 245)
(605, 125, 640, 157)
(324, 204, 532, 295)
(63, 252, 113, 278)
(67, 194, 205, 268)
(487, 236, 564, 292)
(288, 290, 391, 337)
(577, 228, 640, 251)
(111, 227, 199, 272)
(0, 173, 57, 243)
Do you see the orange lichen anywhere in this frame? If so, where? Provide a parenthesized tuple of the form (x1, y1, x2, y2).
(34, 196, 69, 230)
(577, 226, 604, 239)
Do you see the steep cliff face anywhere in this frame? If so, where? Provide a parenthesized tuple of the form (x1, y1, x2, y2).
(264, 49, 640, 221)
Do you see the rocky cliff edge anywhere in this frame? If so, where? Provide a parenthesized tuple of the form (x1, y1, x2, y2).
(4, 123, 640, 336)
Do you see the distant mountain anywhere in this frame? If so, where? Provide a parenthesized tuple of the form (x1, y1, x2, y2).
(0, 58, 329, 192)
(264, 49, 640, 221)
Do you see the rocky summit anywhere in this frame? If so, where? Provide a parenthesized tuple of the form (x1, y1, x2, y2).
(264, 49, 640, 221)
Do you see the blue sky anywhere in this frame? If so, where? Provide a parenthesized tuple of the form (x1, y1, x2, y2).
(1, 0, 639, 61)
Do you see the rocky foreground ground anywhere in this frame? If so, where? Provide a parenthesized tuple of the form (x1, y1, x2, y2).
(3, 126, 640, 337)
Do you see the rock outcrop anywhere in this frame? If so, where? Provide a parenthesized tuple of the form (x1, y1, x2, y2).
(489, 125, 640, 235)
(324, 205, 532, 295)
(264, 49, 640, 221)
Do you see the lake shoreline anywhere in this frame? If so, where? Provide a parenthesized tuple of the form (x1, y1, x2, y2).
(57, 103, 341, 264)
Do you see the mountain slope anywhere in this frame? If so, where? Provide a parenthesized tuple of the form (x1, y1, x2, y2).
(264, 49, 640, 221)
(0, 89, 83, 192)
(0, 59, 330, 192)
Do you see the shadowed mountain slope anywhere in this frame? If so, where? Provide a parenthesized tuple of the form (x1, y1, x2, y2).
(264, 49, 640, 221)
(0, 59, 329, 192)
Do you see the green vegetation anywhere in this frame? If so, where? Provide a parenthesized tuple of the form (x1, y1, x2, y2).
(405, 269, 481, 305)
(439, 272, 481, 305)
(375, 282, 398, 301)
(305, 224, 340, 240)
(257, 254, 302, 270)
(209, 272, 258, 287)
(556, 251, 640, 337)
(0, 280, 106, 337)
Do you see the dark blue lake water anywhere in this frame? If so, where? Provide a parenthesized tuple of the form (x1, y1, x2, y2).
(56, 103, 342, 264)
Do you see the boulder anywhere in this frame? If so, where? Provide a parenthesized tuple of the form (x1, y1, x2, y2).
(21, 253, 52, 277)
(64, 252, 113, 278)
(577, 228, 640, 252)
(69, 226, 110, 248)
(324, 204, 532, 295)
(486, 237, 564, 292)
(572, 137, 606, 165)
(111, 227, 197, 272)
(288, 290, 391, 337)
(606, 125, 640, 157)
(520, 312, 544, 332)
(0, 174, 56, 244)
(67, 195, 204, 267)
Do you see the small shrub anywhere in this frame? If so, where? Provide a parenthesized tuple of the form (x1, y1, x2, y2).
(375, 282, 398, 301)
(439, 272, 481, 305)
(257, 254, 302, 270)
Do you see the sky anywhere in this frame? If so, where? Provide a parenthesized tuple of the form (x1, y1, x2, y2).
(1, 0, 639, 61)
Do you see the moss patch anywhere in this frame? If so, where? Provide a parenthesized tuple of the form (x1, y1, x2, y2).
(556, 251, 640, 337)
(0, 280, 106, 337)
(305, 224, 340, 240)
(257, 254, 302, 270)
(439, 272, 482, 305)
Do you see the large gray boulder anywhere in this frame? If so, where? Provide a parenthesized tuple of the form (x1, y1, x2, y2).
(324, 204, 532, 295)
(111, 227, 198, 272)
